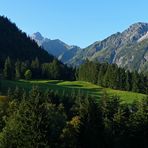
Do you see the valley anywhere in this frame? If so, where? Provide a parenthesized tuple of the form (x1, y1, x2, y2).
(0, 80, 146, 104)
(0, 12, 147, 147)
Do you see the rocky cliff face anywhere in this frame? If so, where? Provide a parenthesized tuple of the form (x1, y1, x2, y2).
(32, 23, 148, 73)
(68, 22, 148, 73)
(31, 32, 81, 63)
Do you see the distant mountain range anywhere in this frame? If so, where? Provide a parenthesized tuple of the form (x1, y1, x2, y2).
(31, 32, 81, 64)
(32, 22, 148, 73)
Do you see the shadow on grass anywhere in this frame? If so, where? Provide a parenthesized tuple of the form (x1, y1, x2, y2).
(60, 84, 104, 99)
(0, 80, 104, 100)
(60, 84, 83, 88)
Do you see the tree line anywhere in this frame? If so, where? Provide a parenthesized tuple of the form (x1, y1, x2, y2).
(77, 60, 148, 94)
(1, 57, 75, 81)
(0, 16, 54, 68)
(0, 86, 147, 148)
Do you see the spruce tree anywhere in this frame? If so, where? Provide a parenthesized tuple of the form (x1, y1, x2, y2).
(15, 60, 21, 80)
(50, 59, 61, 79)
(31, 57, 40, 79)
(24, 69, 32, 80)
(3, 57, 13, 80)
(125, 70, 132, 91)
(138, 73, 146, 93)
(103, 65, 111, 87)
(132, 71, 140, 92)
(98, 63, 108, 86)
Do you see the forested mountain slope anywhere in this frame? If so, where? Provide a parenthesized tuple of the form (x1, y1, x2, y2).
(0, 16, 54, 68)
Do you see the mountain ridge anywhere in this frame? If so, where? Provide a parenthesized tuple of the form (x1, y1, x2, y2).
(32, 22, 148, 73)
(69, 22, 148, 72)
(0, 16, 54, 67)
(31, 32, 81, 63)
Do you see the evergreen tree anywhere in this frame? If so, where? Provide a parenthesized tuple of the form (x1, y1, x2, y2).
(50, 59, 61, 79)
(98, 63, 108, 86)
(15, 60, 21, 80)
(138, 73, 147, 93)
(60, 116, 81, 148)
(120, 68, 126, 90)
(132, 71, 140, 92)
(31, 57, 40, 78)
(20, 61, 28, 79)
(0, 87, 67, 147)
(78, 61, 147, 94)
(125, 70, 132, 91)
(103, 64, 111, 87)
(3, 57, 13, 80)
(24, 69, 32, 80)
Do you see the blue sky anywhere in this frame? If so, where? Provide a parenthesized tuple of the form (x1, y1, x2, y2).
(0, 0, 148, 47)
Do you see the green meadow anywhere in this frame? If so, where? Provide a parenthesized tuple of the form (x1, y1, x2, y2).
(0, 80, 146, 104)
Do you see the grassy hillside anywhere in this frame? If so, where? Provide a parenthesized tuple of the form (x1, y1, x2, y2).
(0, 79, 146, 104)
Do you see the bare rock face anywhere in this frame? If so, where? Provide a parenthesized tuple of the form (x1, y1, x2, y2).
(138, 32, 148, 42)
(31, 32, 45, 46)
(31, 32, 81, 62)
(32, 22, 148, 73)
(144, 54, 148, 61)
(69, 22, 148, 73)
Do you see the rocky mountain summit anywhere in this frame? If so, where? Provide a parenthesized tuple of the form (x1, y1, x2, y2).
(32, 22, 148, 73)
(69, 22, 148, 73)
(31, 33, 81, 63)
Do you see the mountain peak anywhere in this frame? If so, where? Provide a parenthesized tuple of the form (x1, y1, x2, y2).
(32, 32, 44, 41)
(119, 22, 148, 44)
(130, 22, 148, 27)
(126, 22, 148, 33)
